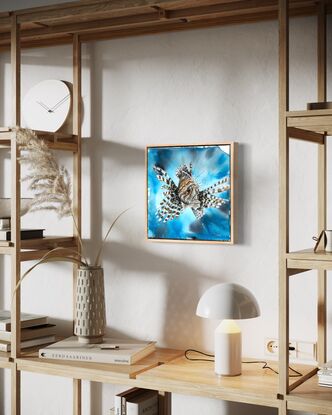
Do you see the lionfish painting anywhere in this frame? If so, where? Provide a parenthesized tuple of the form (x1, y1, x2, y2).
(153, 163, 229, 222)
(147, 143, 235, 243)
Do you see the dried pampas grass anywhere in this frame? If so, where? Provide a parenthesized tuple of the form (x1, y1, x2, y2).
(16, 128, 72, 218)
(15, 127, 130, 267)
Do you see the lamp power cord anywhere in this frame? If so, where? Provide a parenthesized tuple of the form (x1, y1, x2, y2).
(184, 349, 302, 377)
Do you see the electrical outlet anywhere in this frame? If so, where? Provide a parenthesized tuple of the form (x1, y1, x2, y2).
(265, 338, 316, 360)
(266, 338, 278, 354)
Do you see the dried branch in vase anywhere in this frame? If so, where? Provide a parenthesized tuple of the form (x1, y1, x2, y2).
(15, 127, 130, 267)
(16, 128, 72, 218)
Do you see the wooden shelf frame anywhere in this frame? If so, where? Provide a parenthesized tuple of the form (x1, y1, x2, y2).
(0, 0, 330, 414)
(287, 110, 332, 135)
(279, 0, 331, 413)
(0, 0, 331, 51)
(286, 249, 332, 271)
(1, 11, 84, 415)
(15, 348, 183, 384)
(11, 353, 316, 411)
(0, 128, 79, 152)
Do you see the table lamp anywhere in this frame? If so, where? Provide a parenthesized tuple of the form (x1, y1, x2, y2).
(196, 283, 260, 376)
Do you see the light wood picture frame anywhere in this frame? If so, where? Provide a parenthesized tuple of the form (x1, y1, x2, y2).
(146, 143, 236, 244)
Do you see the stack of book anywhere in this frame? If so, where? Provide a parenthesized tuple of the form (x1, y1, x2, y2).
(318, 361, 332, 387)
(0, 217, 44, 241)
(0, 214, 44, 241)
(0, 310, 56, 352)
(114, 388, 158, 415)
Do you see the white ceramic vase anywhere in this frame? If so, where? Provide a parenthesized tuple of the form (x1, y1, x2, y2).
(0, 198, 32, 217)
(74, 266, 106, 344)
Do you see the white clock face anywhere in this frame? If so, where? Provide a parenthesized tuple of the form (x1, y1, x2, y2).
(22, 80, 71, 132)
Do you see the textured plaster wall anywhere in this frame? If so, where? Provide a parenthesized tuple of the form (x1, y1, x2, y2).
(0, 2, 331, 414)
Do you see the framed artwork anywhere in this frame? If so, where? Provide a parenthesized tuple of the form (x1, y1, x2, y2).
(146, 143, 236, 243)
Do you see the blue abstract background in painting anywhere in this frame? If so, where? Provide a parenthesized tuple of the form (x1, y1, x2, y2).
(147, 144, 231, 242)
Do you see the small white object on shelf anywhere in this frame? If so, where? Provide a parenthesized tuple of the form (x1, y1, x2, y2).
(0, 198, 32, 218)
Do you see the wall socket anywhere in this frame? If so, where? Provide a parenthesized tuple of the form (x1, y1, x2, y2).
(265, 338, 316, 361)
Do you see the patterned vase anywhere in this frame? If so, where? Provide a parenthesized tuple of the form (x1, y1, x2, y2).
(74, 266, 106, 344)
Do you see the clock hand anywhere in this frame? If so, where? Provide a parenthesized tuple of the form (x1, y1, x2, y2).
(50, 94, 70, 112)
(37, 101, 53, 113)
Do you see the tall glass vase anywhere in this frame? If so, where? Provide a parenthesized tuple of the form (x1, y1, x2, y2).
(74, 266, 106, 344)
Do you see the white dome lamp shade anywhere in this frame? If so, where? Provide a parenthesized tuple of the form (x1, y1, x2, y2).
(196, 283, 260, 376)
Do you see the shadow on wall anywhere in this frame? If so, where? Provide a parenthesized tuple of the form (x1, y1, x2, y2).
(0, 35, 274, 415)
(80, 41, 253, 415)
(102, 240, 214, 345)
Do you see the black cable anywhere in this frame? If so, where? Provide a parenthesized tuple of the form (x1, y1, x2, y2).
(242, 360, 302, 377)
(185, 349, 214, 362)
(185, 349, 303, 377)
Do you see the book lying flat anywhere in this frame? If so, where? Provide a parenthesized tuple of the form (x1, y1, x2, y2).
(39, 337, 156, 365)
(0, 229, 44, 241)
(0, 310, 48, 331)
(0, 324, 56, 342)
(0, 335, 56, 352)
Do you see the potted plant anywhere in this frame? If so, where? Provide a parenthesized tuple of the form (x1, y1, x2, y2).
(15, 128, 128, 344)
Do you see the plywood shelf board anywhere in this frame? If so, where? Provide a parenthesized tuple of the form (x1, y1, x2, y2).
(287, 120, 332, 136)
(21, 236, 77, 249)
(286, 109, 332, 117)
(0, 236, 78, 256)
(286, 249, 332, 271)
(137, 357, 291, 406)
(16, 348, 183, 384)
(287, 375, 332, 413)
(0, 128, 78, 151)
(286, 249, 332, 261)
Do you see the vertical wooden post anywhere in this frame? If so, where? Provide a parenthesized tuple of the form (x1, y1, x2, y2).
(317, 0, 326, 101)
(10, 12, 21, 415)
(278, 0, 289, 401)
(72, 33, 82, 415)
(73, 378, 82, 415)
(158, 392, 171, 415)
(317, 0, 327, 367)
(278, 399, 287, 415)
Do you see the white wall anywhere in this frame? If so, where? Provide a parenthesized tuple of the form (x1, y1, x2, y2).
(0, 3, 331, 414)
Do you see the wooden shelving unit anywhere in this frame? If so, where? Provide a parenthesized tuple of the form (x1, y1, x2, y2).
(279, 0, 331, 414)
(0, 0, 331, 414)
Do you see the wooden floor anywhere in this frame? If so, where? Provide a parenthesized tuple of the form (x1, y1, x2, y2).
(0, 0, 331, 50)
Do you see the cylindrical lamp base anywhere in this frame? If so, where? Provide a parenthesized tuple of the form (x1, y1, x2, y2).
(214, 320, 241, 376)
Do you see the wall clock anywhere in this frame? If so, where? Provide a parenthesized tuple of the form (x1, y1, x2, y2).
(22, 80, 72, 132)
